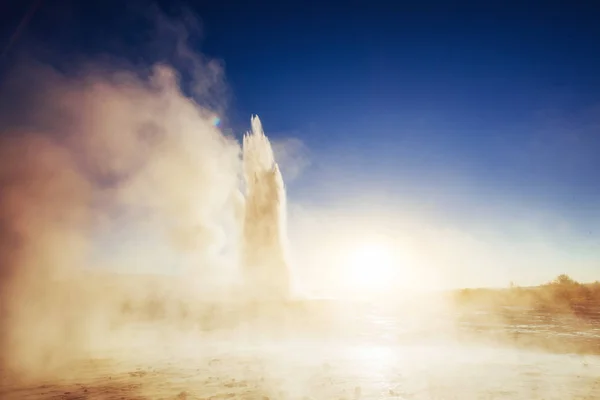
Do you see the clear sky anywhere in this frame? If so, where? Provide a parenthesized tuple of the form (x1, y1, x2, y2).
(1, 0, 599, 290)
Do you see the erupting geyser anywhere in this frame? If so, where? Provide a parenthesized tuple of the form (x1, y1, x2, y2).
(241, 116, 291, 300)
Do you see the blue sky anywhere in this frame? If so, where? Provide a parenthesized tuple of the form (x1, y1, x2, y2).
(188, 2, 600, 209)
(1, 0, 599, 287)
(195, 1, 600, 287)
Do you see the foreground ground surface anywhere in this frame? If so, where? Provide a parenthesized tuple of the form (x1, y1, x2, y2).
(2, 304, 600, 399)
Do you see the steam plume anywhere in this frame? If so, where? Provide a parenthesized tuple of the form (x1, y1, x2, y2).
(0, 60, 242, 380)
(241, 116, 291, 300)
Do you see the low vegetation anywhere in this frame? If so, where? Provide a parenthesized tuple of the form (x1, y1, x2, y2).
(455, 274, 600, 319)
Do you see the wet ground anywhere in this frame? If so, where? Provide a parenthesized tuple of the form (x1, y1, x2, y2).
(2, 303, 600, 399)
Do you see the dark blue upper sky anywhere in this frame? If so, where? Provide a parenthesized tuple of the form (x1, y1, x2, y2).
(202, 1, 600, 236)
(2, 0, 600, 236)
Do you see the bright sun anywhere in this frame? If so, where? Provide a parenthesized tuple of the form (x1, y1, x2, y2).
(343, 241, 397, 293)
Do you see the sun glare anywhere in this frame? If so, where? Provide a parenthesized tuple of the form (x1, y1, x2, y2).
(343, 241, 397, 293)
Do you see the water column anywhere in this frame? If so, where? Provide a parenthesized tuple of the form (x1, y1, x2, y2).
(241, 116, 291, 300)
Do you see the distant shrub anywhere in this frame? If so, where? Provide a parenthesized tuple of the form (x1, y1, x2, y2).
(455, 274, 600, 320)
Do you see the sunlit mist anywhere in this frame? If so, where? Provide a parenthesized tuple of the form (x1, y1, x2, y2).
(339, 239, 397, 294)
(0, 4, 599, 400)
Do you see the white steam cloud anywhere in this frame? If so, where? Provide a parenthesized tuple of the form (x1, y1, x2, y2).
(0, 12, 268, 381)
